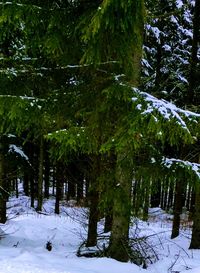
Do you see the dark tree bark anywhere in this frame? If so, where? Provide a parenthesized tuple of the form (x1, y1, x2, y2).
(189, 187, 195, 220)
(143, 182, 150, 221)
(86, 188, 99, 247)
(162, 182, 169, 211)
(15, 179, 18, 198)
(30, 175, 35, 208)
(187, 0, 200, 104)
(23, 140, 35, 196)
(23, 173, 29, 196)
(55, 162, 63, 214)
(104, 208, 113, 233)
(67, 180, 76, 200)
(86, 156, 100, 247)
(171, 179, 184, 239)
(44, 145, 50, 199)
(52, 166, 56, 196)
(66, 163, 77, 200)
(108, 155, 132, 262)
(77, 171, 84, 204)
(189, 153, 200, 248)
(104, 152, 117, 232)
(0, 141, 7, 223)
(32, 144, 39, 202)
(85, 176, 89, 202)
(160, 180, 170, 211)
(36, 137, 44, 211)
(190, 180, 200, 248)
(167, 181, 174, 210)
(132, 180, 141, 217)
(151, 180, 161, 208)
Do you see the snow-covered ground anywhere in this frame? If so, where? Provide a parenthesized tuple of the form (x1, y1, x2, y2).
(1, 190, 200, 273)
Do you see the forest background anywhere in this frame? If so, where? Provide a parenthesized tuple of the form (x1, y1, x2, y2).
(0, 0, 200, 266)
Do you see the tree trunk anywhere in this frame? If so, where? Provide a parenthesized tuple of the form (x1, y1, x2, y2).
(189, 155, 200, 248)
(163, 181, 169, 211)
(86, 156, 100, 247)
(67, 180, 76, 200)
(186, 184, 192, 211)
(30, 176, 35, 208)
(167, 180, 174, 211)
(187, 0, 200, 104)
(133, 180, 141, 217)
(86, 188, 99, 246)
(104, 208, 113, 233)
(23, 173, 29, 196)
(36, 137, 44, 211)
(189, 187, 195, 220)
(171, 179, 184, 239)
(189, 180, 200, 248)
(15, 179, 18, 198)
(143, 181, 150, 221)
(151, 180, 161, 208)
(66, 163, 77, 200)
(0, 140, 7, 223)
(44, 145, 50, 199)
(55, 163, 63, 214)
(52, 166, 56, 196)
(77, 171, 84, 204)
(108, 155, 132, 262)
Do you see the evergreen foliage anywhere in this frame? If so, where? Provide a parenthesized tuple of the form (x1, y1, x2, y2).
(143, 0, 197, 105)
(0, 0, 199, 264)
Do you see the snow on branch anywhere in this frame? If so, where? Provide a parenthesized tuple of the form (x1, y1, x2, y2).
(9, 144, 31, 165)
(0, 1, 79, 11)
(163, 157, 200, 179)
(0, 95, 45, 101)
(0, 2, 43, 10)
(0, 62, 118, 75)
(133, 88, 200, 131)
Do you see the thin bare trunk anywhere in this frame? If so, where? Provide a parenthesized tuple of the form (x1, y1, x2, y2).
(36, 137, 44, 211)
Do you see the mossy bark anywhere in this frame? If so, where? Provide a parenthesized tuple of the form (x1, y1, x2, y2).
(104, 207, 113, 233)
(108, 155, 132, 262)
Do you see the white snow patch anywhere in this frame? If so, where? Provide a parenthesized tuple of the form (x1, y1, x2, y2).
(164, 157, 200, 179)
(176, 0, 184, 8)
(1, 186, 200, 273)
(9, 145, 29, 162)
(162, 44, 171, 52)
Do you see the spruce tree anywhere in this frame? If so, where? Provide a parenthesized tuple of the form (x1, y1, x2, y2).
(1, 0, 200, 261)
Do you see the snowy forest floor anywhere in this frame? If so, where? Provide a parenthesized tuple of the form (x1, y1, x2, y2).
(1, 185, 200, 273)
